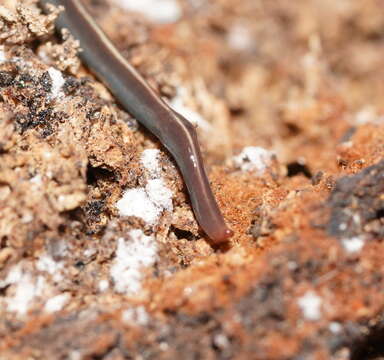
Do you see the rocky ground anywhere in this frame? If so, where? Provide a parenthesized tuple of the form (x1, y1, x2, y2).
(1, 0, 384, 359)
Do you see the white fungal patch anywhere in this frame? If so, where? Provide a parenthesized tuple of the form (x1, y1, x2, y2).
(342, 236, 365, 254)
(37, 47, 50, 64)
(329, 322, 342, 334)
(47, 67, 65, 98)
(110, 230, 157, 295)
(30, 174, 42, 186)
(122, 305, 150, 326)
(21, 213, 34, 224)
(213, 333, 230, 350)
(145, 179, 173, 211)
(233, 146, 275, 174)
(0, 46, 6, 63)
(83, 248, 96, 259)
(44, 293, 70, 313)
(116, 187, 160, 225)
(7, 275, 46, 316)
(338, 223, 347, 231)
(298, 290, 322, 321)
(227, 23, 253, 51)
(354, 106, 384, 125)
(36, 254, 64, 282)
(98, 279, 109, 292)
(116, 179, 173, 225)
(116, 149, 173, 225)
(141, 148, 161, 178)
(0, 252, 70, 317)
(0, 263, 46, 316)
(117, 0, 181, 23)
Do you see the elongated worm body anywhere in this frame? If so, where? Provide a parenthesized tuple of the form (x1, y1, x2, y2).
(39, 0, 233, 243)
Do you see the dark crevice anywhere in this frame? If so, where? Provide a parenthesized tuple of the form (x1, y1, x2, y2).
(171, 226, 196, 241)
(86, 164, 115, 185)
(284, 122, 301, 136)
(287, 161, 312, 178)
(375, 208, 384, 219)
(0, 284, 10, 296)
(229, 106, 246, 117)
(351, 326, 384, 360)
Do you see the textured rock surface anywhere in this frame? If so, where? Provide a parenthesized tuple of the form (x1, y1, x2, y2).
(1, 0, 384, 359)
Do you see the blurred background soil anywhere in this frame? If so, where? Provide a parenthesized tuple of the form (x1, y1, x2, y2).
(1, 0, 384, 359)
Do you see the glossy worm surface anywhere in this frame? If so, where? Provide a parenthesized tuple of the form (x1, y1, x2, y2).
(39, 0, 233, 243)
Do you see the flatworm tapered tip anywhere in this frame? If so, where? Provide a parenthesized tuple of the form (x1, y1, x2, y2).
(224, 228, 234, 239)
(210, 227, 234, 244)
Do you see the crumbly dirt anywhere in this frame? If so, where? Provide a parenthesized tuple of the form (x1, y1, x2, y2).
(1, 0, 384, 359)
